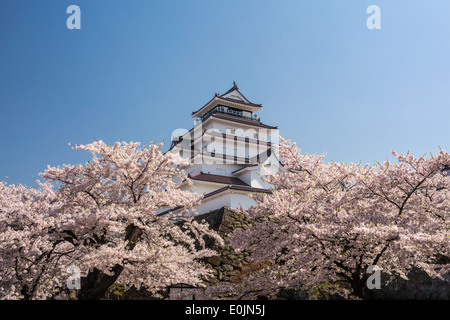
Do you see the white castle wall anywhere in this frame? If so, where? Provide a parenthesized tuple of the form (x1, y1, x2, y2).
(192, 191, 257, 215)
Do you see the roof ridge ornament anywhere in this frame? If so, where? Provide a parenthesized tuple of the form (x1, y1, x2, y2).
(191, 82, 264, 118)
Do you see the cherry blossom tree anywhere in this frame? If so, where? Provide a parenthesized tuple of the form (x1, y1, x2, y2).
(0, 141, 223, 300)
(224, 138, 450, 299)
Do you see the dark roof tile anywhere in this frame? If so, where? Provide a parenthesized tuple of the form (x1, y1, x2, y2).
(211, 114, 277, 129)
(189, 172, 249, 186)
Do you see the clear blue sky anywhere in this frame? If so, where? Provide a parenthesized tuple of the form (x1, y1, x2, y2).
(1, 0, 449, 187)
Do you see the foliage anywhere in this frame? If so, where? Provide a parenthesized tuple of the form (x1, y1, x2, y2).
(0, 141, 223, 300)
(205, 138, 450, 299)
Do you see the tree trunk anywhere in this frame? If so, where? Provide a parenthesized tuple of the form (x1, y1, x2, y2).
(78, 225, 142, 300)
(78, 265, 124, 300)
(350, 278, 366, 300)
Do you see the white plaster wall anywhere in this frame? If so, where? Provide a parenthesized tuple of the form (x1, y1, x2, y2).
(229, 192, 257, 209)
(193, 193, 233, 215)
(201, 119, 278, 142)
(233, 167, 273, 189)
(250, 171, 274, 189)
(180, 182, 219, 196)
(192, 191, 257, 215)
(198, 163, 243, 176)
(234, 170, 253, 186)
(171, 117, 279, 215)
(177, 119, 279, 151)
(185, 161, 242, 176)
(205, 139, 269, 159)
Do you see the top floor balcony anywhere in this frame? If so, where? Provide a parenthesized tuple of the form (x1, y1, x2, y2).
(200, 105, 261, 123)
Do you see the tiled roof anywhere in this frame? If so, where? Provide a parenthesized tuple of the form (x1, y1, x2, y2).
(211, 114, 278, 129)
(191, 95, 262, 117)
(158, 179, 271, 216)
(189, 172, 249, 186)
(231, 164, 259, 174)
(220, 82, 260, 106)
(220, 81, 246, 99)
(157, 184, 271, 216)
(203, 184, 272, 199)
(218, 96, 262, 108)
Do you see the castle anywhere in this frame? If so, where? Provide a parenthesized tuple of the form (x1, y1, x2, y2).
(166, 82, 282, 215)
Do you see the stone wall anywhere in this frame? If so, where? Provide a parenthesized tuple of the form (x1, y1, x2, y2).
(367, 268, 450, 300)
(110, 206, 449, 300)
(195, 207, 267, 285)
(197, 207, 450, 300)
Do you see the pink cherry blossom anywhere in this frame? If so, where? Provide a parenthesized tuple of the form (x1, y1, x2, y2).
(0, 140, 223, 300)
(205, 137, 450, 299)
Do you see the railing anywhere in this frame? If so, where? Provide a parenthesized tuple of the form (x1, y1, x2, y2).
(201, 106, 260, 123)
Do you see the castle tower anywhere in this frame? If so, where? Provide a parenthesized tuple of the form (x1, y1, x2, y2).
(166, 83, 281, 215)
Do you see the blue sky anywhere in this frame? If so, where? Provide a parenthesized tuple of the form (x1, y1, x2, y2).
(1, 0, 449, 187)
